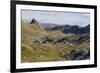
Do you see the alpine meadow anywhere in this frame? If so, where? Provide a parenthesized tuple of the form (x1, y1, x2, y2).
(21, 10, 90, 63)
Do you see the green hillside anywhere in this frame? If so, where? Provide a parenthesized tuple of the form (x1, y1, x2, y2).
(21, 22, 48, 45)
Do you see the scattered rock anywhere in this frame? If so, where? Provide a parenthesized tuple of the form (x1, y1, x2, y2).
(69, 50, 90, 60)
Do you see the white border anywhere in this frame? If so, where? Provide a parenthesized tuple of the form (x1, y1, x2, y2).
(16, 4, 94, 69)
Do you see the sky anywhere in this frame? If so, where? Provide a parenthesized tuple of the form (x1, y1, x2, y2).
(21, 10, 90, 27)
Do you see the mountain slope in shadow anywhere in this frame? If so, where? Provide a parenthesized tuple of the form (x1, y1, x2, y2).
(52, 24, 90, 34)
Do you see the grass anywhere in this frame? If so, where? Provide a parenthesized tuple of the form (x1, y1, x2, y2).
(21, 43, 65, 63)
(22, 23, 47, 36)
(21, 23, 48, 45)
(21, 42, 90, 63)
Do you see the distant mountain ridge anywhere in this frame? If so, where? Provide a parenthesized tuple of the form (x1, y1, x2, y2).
(52, 24, 90, 34)
(28, 18, 90, 34)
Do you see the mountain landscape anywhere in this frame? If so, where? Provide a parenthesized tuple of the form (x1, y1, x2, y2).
(21, 18, 90, 63)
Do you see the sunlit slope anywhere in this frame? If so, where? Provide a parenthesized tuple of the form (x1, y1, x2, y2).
(22, 23, 48, 36)
(21, 23, 48, 45)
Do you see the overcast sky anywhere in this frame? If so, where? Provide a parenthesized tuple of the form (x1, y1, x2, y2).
(22, 10, 90, 27)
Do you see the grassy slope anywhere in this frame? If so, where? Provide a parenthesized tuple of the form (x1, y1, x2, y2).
(21, 42, 89, 63)
(21, 23, 48, 45)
